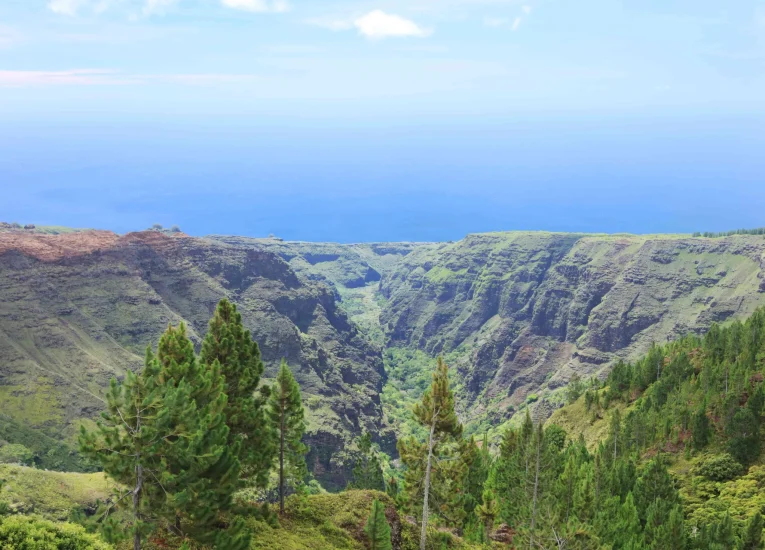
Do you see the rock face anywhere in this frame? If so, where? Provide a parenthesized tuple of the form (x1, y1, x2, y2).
(0, 231, 386, 489)
(3, 228, 765, 481)
(379, 232, 765, 424)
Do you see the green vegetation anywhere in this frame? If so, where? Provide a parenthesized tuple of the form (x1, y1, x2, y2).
(0, 465, 111, 520)
(267, 360, 307, 514)
(364, 499, 392, 550)
(10, 229, 765, 548)
(199, 299, 275, 489)
(693, 227, 765, 238)
(0, 515, 111, 549)
(0, 444, 34, 466)
(348, 432, 384, 491)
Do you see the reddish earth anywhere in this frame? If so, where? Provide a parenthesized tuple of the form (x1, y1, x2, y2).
(0, 230, 188, 262)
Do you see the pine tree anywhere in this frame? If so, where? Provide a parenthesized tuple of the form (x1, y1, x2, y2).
(742, 512, 763, 550)
(691, 403, 710, 450)
(365, 499, 393, 550)
(200, 298, 275, 487)
(267, 359, 307, 513)
(727, 407, 760, 464)
(409, 356, 462, 550)
(475, 489, 499, 542)
(351, 432, 385, 491)
(152, 324, 245, 547)
(79, 350, 189, 550)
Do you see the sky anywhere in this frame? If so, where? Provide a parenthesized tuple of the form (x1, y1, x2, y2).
(1, 0, 765, 242)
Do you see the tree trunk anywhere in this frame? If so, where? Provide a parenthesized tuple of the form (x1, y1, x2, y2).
(279, 392, 286, 514)
(529, 435, 541, 550)
(420, 418, 437, 550)
(134, 463, 143, 550)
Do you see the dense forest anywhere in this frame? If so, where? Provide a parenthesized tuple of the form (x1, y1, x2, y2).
(5, 300, 765, 548)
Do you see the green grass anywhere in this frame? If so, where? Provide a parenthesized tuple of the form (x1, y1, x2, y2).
(0, 465, 114, 520)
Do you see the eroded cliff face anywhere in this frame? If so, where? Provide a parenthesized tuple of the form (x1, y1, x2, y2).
(3, 227, 765, 480)
(0, 230, 386, 488)
(379, 232, 765, 424)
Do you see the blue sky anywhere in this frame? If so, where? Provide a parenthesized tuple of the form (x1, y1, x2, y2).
(1, 0, 764, 241)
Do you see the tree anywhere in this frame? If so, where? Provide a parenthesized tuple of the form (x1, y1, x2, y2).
(151, 324, 245, 547)
(691, 404, 711, 450)
(200, 298, 275, 487)
(365, 499, 392, 550)
(350, 432, 385, 491)
(727, 407, 760, 464)
(267, 359, 307, 513)
(80, 326, 247, 550)
(410, 357, 463, 550)
(475, 489, 499, 542)
(79, 353, 176, 550)
(743, 512, 763, 550)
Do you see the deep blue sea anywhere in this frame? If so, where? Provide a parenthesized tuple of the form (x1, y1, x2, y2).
(2, 110, 764, 242)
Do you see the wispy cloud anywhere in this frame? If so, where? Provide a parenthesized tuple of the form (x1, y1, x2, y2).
(0, 69, 266, 87)
(141, 0, 180, 16)
(0, 69, 129, 86)
(46, 0, 291, 18)
(221, 0, 290, 13)
(484, 4, 531, 30)
(48, 0, 89, 16)
(311, 10, 432, 39)
(355, 10, 432, 39)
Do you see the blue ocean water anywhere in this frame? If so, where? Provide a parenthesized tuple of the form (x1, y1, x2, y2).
(1, 111, 763, 242)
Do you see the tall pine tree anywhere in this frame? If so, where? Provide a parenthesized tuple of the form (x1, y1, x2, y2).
(409, 356, 462, 550)
(200, 298, 275, 488)
(152, 324, 246, 548)
(267, 359, 307, 513)
(79, 350, 194, 550)
(365, 499, 393, 550)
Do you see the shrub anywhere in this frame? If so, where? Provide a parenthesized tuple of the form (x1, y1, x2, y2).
(0, 515, 111, 549)
(0, 444, 34, 466)
(526, 394, 539, 404)
(695, 453, 744, 482)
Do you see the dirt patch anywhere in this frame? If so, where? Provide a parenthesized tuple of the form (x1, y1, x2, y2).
(0, 230, 190, 262)
(0, 230, 120, 262)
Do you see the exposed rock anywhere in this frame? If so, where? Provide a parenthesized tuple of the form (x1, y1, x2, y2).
(0, 230, 386, 489)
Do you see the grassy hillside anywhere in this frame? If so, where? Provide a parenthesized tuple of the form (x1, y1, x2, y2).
(0, 467, 485, 550)
(0, 465, 112, 520)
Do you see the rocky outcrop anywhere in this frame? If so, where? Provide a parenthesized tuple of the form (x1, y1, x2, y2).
(0, 230, 387, 489)
(379, 232, 765, 424)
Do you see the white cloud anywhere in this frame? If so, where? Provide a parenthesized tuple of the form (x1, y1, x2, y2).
(48, 0, 89, 16)
(353, 10, 432, 39)
(522, 5, 532, 15)
(221, 0, 290, 13)
(511, 16, 522, 30)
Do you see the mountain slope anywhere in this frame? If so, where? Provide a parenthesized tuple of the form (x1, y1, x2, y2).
(378, 232, 765, 428)
(3, 227, 765, 483)
(0, 230, 387, 488)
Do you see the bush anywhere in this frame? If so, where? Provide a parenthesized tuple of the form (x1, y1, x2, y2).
(695, 453, 744, 482)
(526, 394, 539, 404)
(0, 515, 111, 549)
(0, 444, 34, 466)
